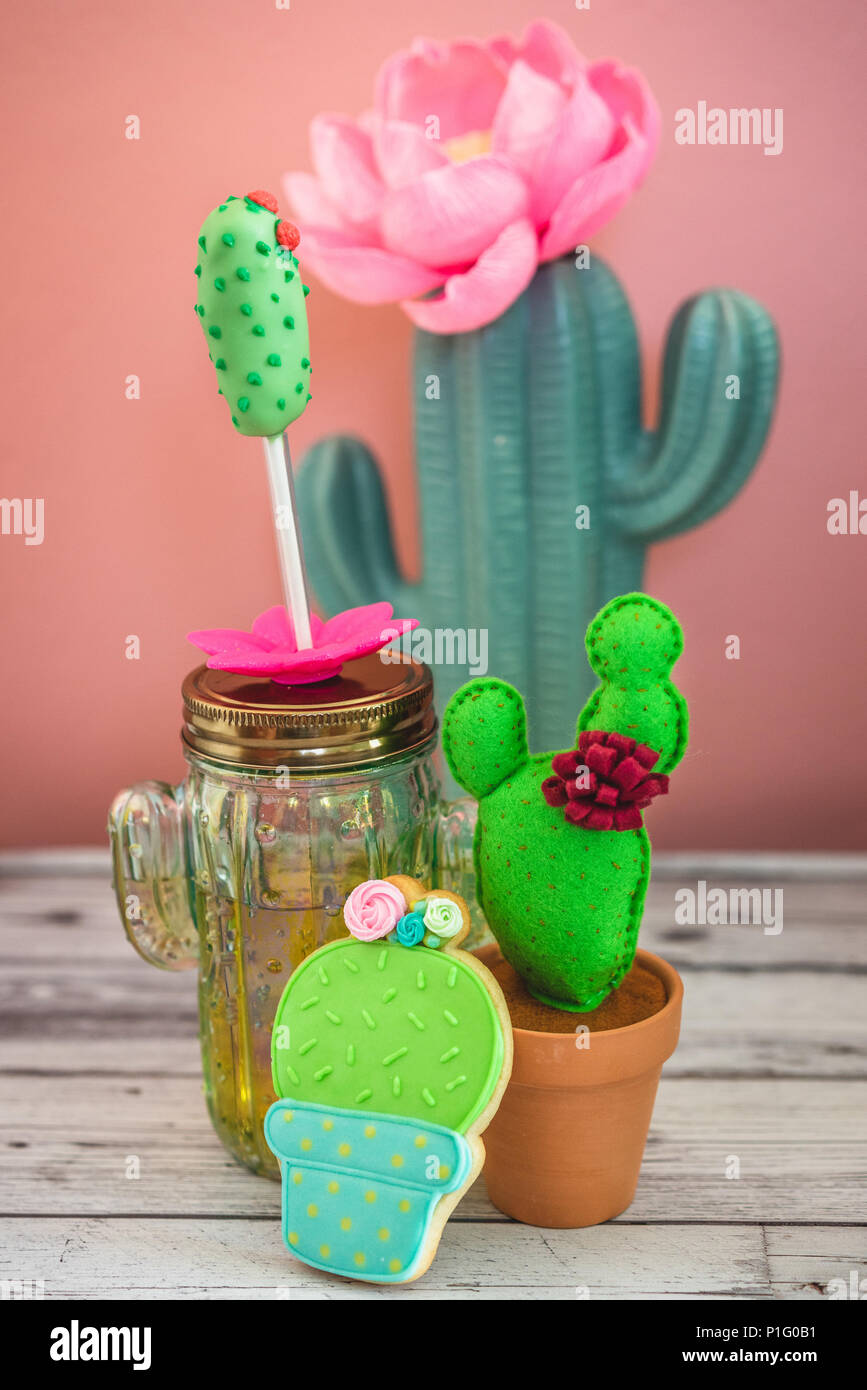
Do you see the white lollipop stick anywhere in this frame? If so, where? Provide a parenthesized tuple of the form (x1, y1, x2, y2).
(263, 432, 313, 650)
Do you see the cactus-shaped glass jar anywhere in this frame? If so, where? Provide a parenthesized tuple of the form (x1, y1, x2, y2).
(109, 655, 478, 1176)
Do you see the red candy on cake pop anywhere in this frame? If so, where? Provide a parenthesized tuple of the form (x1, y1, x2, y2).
(276, 220, 301, 251)
(246, 189, 279, 213)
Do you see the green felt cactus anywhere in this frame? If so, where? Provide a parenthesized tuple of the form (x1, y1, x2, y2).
(195, 192, 312, 436)
(442, 593, 688, 1011)
(295, 256, 777, 755)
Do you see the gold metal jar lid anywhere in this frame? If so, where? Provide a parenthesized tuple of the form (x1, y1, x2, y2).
(181, 654, 436, 771)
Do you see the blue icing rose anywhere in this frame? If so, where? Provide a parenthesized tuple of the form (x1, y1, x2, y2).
(394, 911, 426, 947)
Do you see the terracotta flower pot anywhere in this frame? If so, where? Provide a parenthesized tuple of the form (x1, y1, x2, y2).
(476, 945, 683, 1229)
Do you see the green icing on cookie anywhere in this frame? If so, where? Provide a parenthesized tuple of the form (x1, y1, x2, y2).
(271, 938, 504, 1134)
(195, 196, 312, 437)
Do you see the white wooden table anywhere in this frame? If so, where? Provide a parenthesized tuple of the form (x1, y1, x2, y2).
(2, 853, 865, 1300)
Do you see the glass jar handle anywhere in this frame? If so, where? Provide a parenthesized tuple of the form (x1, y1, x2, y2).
(108, 780, 198, 970)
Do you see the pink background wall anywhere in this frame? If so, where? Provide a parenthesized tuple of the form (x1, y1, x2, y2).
(1, 0, 864, 849)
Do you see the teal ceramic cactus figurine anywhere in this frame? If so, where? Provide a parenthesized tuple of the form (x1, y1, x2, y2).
(296, 256, 776, 750)
(442, 592, 688, 1011)
(264, 875, 511, 1283)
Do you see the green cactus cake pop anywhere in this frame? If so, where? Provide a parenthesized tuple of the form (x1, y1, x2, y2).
(442, 592, 689, 1012)
(194, 190, 312, 437)
(264, 875, 511, 1285)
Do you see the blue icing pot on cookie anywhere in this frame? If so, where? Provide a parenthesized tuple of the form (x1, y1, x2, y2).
(265, 1099, 472, 1282)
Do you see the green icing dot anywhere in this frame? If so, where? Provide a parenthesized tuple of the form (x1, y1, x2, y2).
(231, 415, 239, 425)
(283, 316, 295, 330)
(238, 397, 250, 412)
(198, 235, 207, 252)
(270, 293, 280, 302)
(252, 325, 265, 336)
(303, 284, 310, 296)
(215, 358, 226, 370)
(221, 232, 235, 247)
(266, 353, 282, 367)
(284, 270, 295, 283)
(214, 277, 225, 291)
(295, 382, 304, 394)
(277, 398, 286, 410)
(236, 267, 251, 282)
(244, 198, 262, 212)
(307, 392, 312, 402)
(218, 203, 228, 212)
(194, 265, 202, 277)
(196, 305, 205, 316)
(301, 357, 310, 368)
(208, 325, 222, 338)
(247, 372, 263, 386)
(240, 303, 253, 316)
(256, 240, 271, 256)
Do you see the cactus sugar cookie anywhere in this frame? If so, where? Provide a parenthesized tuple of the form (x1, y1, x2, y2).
(195, 190, 311, 437)
(264, 876, 512, 1284)
(442, 592, 689, 1012)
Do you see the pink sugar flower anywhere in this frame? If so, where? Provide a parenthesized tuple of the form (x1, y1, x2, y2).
(344, 879, 408, 941)
(188, 602, 417, 685)
(284, 19, 659, 333)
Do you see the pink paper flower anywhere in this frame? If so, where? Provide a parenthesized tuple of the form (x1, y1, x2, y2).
(284, 20, 659, 333)
(344, 879, 408, 941)
(188, 602, 417, 685)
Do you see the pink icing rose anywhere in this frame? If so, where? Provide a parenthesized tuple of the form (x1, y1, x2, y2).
(284, 19, 660, 334)
(343, 879, 408, 941)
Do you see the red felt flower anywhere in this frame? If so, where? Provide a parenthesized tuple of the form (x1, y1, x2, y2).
(541, 729, 669, 831)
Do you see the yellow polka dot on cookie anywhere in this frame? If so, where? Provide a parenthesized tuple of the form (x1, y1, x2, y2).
(338, 1143, 351, 1157)
(389, 1259, 401, 1274)
(414, 1135, 427, 1148)
(354, 1253, 366, 1268)
(328, 1181, 339, 1194)
(307, 1204, 318, 1218)
(288, 1232, 298, 1246)
(292, 1172, 303, 1186)
(322, 1119, 334, 1132)
(399, 1199, 411, 1213)
(364, 1191, 376, 1204)
(283, 1111, 294, 1123)
(378, 1228, 390, 1241)
(319, 1245, 330, 1259)
(439, 1165, 451, 1179)
(364, 1125, 376, 1138)
(391, 1155, 403, 1168)
(340, 1217, 352, 1231)
(301, 1138, 312, 1151)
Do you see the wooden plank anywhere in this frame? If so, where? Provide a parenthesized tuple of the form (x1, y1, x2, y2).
(3, 874, 865, 971)
(1, 1076, 864, 1225)
(0, 1216, 771, 1299)
(765, 1227, 867, 1300)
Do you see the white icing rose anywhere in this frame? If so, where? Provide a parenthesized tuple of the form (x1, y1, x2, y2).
(422, 896, 463, 940)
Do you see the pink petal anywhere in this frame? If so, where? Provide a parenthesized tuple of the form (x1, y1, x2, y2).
(402, 217, 538, 334)
(309, 114, 385, 231)
(488, 19, 584, 88)
(375, 37, 506, 141)
(187, 628, 272, 656)
(588, 60, 661, 157)
(529, 72, 618, 225)
(491, 61, 567, 178)
(282, 171, 347, 233)
(320, 601, 395, 645)
(381, 156, 528, 268)
(207, 649, 298, 673)
(301, 227, 443, 304)
(371, 116, 449, 189)
(252, 605, 296, 649)
(539, 115, 655, 261)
